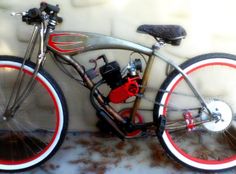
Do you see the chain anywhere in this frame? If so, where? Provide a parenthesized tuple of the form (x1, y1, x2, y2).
(136, 93, 201, 112)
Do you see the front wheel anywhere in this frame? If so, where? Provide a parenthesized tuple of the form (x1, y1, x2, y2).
(154, 53, 236, 171)
(0, 56, 68, 172)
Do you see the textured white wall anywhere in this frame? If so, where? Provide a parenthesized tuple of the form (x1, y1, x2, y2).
(0, 0, 236, 131)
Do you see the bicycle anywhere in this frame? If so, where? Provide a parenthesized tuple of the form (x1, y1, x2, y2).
(1, 2, 236, 172)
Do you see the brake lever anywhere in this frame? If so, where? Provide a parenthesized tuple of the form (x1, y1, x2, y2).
(11, 12, 27, 16)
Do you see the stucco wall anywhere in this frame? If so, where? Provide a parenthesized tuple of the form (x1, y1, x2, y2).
(0, 0, 236, 131)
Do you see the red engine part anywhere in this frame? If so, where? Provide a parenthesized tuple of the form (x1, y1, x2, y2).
(108, 77, 140, 103)
(119, 108, 143, 138)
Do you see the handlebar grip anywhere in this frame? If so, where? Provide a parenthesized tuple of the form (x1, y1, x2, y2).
(40, 2, 60, 14)
(28, 8, 41, 18)
(57, 16, 63, 24)
(22, 8, 42, 24)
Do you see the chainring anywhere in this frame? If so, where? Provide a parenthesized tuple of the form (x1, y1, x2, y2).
(119, 108, 144, 138)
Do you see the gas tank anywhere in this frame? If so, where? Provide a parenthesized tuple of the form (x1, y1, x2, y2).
(48, 31, 152, 56)
(48, 32, 88, 55)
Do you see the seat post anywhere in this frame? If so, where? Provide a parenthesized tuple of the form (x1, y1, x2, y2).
(130, 54, 156, 122)
(153, 40, 166, 49)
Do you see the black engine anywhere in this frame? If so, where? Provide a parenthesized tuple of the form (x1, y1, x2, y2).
(99, 61, 123, 89)
(99, 59, 142, 103)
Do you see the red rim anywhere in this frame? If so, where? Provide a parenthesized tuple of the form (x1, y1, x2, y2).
(0, 65, 60, 165)
(119, 108, 143, 137)
(163, 61, 236, 164)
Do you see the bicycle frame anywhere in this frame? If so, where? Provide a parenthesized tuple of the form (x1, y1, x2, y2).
(46, 30, 212, 119)
(9, 24, 212, 136)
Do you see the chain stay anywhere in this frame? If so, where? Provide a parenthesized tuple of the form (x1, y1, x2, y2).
(136, 85, 211, 133)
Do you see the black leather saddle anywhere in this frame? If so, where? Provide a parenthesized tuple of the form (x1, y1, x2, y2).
(137, 25, 187, 46)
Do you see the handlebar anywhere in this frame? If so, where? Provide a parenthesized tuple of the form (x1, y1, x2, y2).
(12, 2, 63, 25)
(39, 2, 63, 24)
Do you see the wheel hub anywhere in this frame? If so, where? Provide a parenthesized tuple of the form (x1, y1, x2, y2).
(2, 109, 14, 121)
(201, 100, 233, 132)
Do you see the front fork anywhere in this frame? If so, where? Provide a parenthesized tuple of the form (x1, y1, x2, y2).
(3, 23, 47, 119)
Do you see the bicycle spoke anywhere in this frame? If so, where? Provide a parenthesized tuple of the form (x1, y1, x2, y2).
(11, 119, 46, 152)
(0, 88, 8, 114)
(9, 119, 39, 152)
(140, 94, 202, 112)
(222, 129, 236, 150)
(6, 122, 37, 159)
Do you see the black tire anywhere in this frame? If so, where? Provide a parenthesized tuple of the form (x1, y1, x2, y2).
(154, 53, 236, 171)
(0, 56, 68, 172)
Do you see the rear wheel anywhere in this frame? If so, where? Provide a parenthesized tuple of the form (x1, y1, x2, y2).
(154, 53, 236, 171)
(0, 56, 68, 172)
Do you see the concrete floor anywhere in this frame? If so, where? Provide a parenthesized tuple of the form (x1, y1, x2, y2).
(5, 132, 236, 174)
